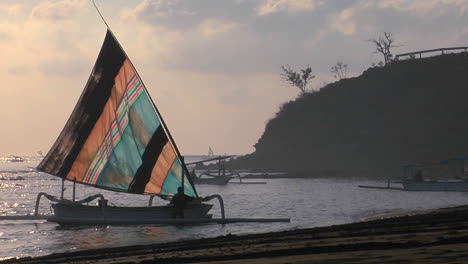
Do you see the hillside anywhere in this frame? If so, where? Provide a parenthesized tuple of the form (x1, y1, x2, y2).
(232, 52, 468, 177)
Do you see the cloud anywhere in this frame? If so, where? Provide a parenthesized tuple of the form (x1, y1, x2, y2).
(329, 8, 356, 36)
(0, 31, 12, 42)
(255, 0, 320, 16)
(119, 0, 468, 79)
(362, 0, 468, 17)
(8, 66, 32, 76)
(0, 5, 24, 41)
(38, 58, 88, 77)
(0, 4, 23, 18)
(198, 18, 239, 37)
(132, 0, 195, 18)
(124, 0, 200, 30)
(121, 0, 330, 74)
(0, 0, 103, 88)
(30, 0, 86, 21)
(123, 0, 258, 31)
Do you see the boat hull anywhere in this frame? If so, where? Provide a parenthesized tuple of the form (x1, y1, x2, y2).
(402, 180, 468, 192)
(193, 176, 232, 185)
(49, 202, 213, 224)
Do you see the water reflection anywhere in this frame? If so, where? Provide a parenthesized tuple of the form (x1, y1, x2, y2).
(1, 161, 468, 259)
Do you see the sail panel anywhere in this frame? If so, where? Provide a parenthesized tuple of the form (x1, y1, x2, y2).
(128, 126, 169, 193)
(37, 31, 126, 177)
(38, 30, 197, 197)
(161, 158, 196, 197)
(64, 60, 144, 185)
(144, 142, 177, 194)
(141, 142, 195, 196)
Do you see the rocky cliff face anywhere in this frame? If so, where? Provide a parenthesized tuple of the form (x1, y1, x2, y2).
(233, 53, 468, 176)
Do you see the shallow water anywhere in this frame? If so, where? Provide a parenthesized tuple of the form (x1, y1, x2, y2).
(1, 160, 468, 259)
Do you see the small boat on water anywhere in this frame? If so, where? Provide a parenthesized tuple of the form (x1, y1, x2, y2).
(359, 158, 468, 192)
(187, 155, 239, 185)
(193, 172, 237, 185)
(7, 156, 24, 163)
(401, 178, 468, 192)
(401, 159, 468, 192)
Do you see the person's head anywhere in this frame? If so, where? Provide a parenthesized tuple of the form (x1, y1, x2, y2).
(177, 186, 183, 194)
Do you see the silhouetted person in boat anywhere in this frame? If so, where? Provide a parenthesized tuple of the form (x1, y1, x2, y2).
(414, 170, 423, 182)
(221, 161, 226, 176)
(170, 186, 195, 218)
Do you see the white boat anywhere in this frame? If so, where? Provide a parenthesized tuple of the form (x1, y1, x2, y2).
(8, 155, 24, 163)
(401, 159, 468, 192)
(187, 155, 239, 185)
(192, 173, 234, 185)
(401, 179, 468, 192)
(35, 27, 220, 225)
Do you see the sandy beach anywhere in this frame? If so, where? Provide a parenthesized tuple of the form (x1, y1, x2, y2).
(2, 206, 468, 264)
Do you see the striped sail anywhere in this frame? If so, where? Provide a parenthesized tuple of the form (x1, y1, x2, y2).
(37, 30, 197, 197)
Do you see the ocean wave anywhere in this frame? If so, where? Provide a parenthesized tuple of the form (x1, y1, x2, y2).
(0, 175, 25, 181)
(0, 169, 36, 174)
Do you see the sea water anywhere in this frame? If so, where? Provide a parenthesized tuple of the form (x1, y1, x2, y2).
(1, 158, 468, 260)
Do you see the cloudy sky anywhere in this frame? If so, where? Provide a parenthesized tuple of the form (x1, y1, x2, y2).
(1, 0, 468, 156)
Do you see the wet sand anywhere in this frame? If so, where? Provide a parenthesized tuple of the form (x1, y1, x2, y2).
(3, 206, 468, 264)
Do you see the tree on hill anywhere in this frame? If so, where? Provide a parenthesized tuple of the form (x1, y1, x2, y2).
(281, 65, 315, 94)
(330, 61, 348, 80)
(369, 32, 400, 65)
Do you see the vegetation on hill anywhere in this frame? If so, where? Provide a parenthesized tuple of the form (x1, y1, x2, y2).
(231, 52, 468, 177)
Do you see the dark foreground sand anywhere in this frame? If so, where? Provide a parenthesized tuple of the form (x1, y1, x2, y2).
(3, 206, 468, 264)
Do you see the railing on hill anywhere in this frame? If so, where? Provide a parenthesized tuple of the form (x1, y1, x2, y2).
(394, 47, 468, 61)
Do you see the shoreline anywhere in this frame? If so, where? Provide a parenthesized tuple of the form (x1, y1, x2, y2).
(3, 205, 468, 264)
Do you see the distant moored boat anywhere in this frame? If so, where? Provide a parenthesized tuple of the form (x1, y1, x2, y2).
(8, 156, 24, 163)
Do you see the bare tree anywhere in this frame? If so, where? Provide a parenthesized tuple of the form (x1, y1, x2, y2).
(369, 32, 400, 65)
(330, 61, 348, 80)
(281, 65, 315, 94)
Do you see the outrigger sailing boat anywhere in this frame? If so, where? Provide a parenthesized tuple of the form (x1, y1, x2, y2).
(34, 29, 220, 224)
(188, 155, 240, 185)
(32, 28, 288, 225)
